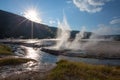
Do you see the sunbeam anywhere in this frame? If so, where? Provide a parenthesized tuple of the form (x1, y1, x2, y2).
(24, 9, 42, 23)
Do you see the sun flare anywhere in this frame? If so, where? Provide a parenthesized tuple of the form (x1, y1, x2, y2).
(24, 9, 42, 23)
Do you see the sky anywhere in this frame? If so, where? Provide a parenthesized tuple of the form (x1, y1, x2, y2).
(0, 0, 120, 34)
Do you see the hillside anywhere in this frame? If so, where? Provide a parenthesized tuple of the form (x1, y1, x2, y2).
(1, 10, 119, 40)
(0, 10, 55, 39)
(0, 10, 93, 39)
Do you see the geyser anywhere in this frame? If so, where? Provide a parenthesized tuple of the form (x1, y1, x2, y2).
(52, 15, 86, 51)
(69, 27, 86, 50)
(41, 15, 86, 57)
(55, 16, 71, 50)
(41, 16, 120, 59)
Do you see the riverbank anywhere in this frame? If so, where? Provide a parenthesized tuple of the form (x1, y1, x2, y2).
(2, 60, 120, 80)
(0, 44, 55, 78)
(0, 42, 120, 80)
(0, 44, 37, 66)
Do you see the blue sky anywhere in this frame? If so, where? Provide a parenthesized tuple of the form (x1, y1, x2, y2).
(0, 0, 120, 34)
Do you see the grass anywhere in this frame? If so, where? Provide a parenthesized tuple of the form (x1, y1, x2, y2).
(0, 44, 13, 55)
(2, 60, 120, 80)
(45, 60, 120, 80)
(0, 44, 37, 66)
(0, 57, 37, 66)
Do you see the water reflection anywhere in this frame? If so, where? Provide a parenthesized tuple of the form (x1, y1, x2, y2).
(0, 44, 120, 78)
(58, 56, 120, 66)
(39, 51, 58, 63)
(24, 46, 120, 66)
(24, 46, 58, 63)
(25, 47, 40, 61)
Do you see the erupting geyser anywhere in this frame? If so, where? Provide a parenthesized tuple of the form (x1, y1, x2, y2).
(41, 15, 87, 57)
(49, 15, 86, 52)
(42, 16, 120, 58)
(69, 27, 86, 50)
(55, 16, 71, 50)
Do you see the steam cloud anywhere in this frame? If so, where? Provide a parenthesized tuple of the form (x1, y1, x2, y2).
(55, 16, 71, 50)
(53, 16, 120, 57)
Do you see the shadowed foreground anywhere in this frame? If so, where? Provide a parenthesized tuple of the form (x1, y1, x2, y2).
(2, 60, 120, 80)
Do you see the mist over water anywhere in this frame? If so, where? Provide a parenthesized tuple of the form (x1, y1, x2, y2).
(53, 16, 120, 58)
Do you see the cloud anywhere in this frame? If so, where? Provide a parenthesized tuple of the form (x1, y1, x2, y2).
(110, 18, 120, 24)
(113, 16, 120, 19)
(49, 20, 56, 25)
(66, 0, 72, 4)
(93, 24, 120, 35)
(73, 0, 111, 13)
(92, 17, 120, 35)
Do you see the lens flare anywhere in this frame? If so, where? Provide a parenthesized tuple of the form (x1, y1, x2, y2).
(24, 9, 42, 23)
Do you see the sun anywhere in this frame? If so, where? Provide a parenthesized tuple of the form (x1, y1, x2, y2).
(24, 9, 42, 23)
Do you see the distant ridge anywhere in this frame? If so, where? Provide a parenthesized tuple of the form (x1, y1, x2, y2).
(0, 10, 55, 39)
(1, 10, 119, 40)
(0, 10, 92, 39)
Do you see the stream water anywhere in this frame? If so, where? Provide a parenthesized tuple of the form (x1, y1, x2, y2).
(0, 43, 120, 78)
(18, 45, 120, 66)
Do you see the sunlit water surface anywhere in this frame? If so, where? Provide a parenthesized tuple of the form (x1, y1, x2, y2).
(0, 43, 120, 78)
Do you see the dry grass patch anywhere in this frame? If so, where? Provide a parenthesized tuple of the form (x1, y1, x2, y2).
(0, 57, 37, 66)
(0, 44, 13, 55)
(45, 60, 120, 80)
